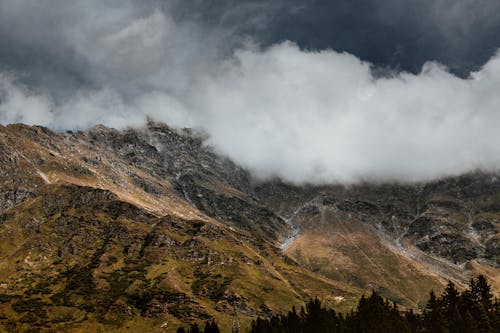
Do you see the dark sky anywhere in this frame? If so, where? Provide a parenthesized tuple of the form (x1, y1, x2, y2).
(168, 0, 500, 75)
(1, 0, 500, 93)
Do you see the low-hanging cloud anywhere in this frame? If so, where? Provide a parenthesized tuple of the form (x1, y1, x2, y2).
(1, 1, 500, 184)
(177, 44, 500, 183)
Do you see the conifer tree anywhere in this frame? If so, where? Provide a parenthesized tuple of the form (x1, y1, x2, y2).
(461, 309, 478, 333)
(203, 321, 220, 333)
(189, 323, 201, 333)
(236, 276, 499, 333)
(424, 290, 448, 333)
(475, 275, 493, 310)
(441, 281, 459, 309)
(404, 309, 420, 333)
(285, 306, 301, 333)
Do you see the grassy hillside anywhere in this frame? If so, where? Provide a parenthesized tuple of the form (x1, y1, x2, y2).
(0, 184, 360, 332)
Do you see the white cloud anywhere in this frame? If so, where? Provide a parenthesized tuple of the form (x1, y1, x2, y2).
(0, 74, 54, 126)
(182, 44, 500, 183)
(1, 3, 500, 184)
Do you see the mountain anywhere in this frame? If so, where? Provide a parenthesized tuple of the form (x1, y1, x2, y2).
(256, 176, 500, 303)
(0, 123, 497, 332)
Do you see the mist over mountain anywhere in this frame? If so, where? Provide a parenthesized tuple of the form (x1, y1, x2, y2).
(1, 1, 500, 184)
(0, 3, 499, 331)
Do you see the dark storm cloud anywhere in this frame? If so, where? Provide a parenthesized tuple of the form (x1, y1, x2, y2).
(170, 0, 500, 75)
(2, 0, 499, 93)
(1, 1, 500, 184)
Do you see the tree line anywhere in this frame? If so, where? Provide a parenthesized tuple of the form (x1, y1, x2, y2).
(177, 275, 498, 333)
(177, 321, 220, 333)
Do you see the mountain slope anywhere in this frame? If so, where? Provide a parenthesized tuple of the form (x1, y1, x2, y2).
(0, 123, 498, 331)
(0, 183, 362, 332)
(256, 178, 500, 293)
(0, 124, 360, 332)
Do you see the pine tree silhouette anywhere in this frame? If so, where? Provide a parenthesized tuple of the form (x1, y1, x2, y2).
(203, 321, 220, 333)
(189, 323, 201, 333)
(190, 275, 499, 333)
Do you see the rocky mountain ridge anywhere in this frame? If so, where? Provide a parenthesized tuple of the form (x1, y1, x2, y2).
(0, 122, 498, 332)
(256, 176, 499, 297)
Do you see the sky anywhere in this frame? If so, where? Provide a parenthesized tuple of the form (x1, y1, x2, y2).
(1, 0, 500, 184)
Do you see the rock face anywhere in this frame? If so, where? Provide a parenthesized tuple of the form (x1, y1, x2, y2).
(257, 175, 499, 263)
(0, 122, 498, 331)
(257, 178, 499, 306)
(83, 123, 287, 242)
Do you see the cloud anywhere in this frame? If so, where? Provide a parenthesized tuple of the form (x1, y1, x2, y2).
(180, 43, 500, 183)
(0, 75, 143, 129)
(0, 74, 54, 126)
(1, 2, 500, 184)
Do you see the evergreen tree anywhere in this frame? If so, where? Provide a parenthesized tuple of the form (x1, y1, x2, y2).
(445, 303, 462, 333)
(251, 317, 272, 333)
(476, 304, 493, 333)
(353, 291, 409, 333)
(302, 298, 335, 333)
(222, 276, 500, 333)
(424, 290, 448, 333)
(461, 309, 478, 333)
(475, 275, 493, 310)
(441, 281, 459, 310)
(488, 298, 500, 333)
(189, 323, 201, 333)
(284, 306, 301, 333)
(404, 309, 420, 333)
(204, 320, 220, 333)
